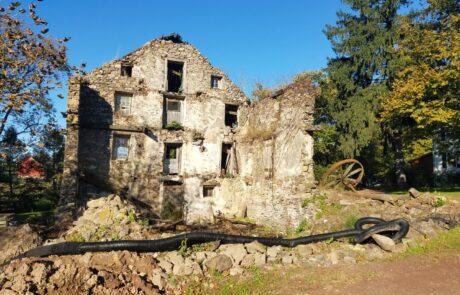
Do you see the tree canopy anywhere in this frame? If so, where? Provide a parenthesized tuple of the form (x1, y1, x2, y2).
(323, 0, 409, 158)
(0, 1, 72, 137)
(381, 0, 460, 134)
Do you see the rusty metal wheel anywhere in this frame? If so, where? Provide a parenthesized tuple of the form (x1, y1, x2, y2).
(320, 159, 364, 191)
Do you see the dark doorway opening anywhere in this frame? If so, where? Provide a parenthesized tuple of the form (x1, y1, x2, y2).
(221, 143, 232, 176)
(167, 61, 184, 93)
(225, 104, 238, 128)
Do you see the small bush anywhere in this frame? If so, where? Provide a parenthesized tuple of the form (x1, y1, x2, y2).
(33, 197, 54, 211)
(138, 217, 149, 227)
(66, 233, 85, 242)
(344, 214, 358, 229)
(127, 210, 136, 222)
(178, 238, 188, 256)
(296, 218, 311, 234)
(222, 172, 234, 178)
(434, 197, 447, 207)
(165, 120, 184, 130)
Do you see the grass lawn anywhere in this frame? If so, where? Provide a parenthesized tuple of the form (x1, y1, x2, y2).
(400, 227, 460, 257)
(390, 187, 460, 198)
(12, 210, 55, 224)
(199, 228, 460, 295)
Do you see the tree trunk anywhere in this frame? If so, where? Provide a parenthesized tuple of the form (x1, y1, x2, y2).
(394, 135, 407, 189)
(7, 158, 14, 199)
(0, 107, 13, 138)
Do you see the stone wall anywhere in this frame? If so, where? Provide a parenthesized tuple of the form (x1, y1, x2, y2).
(60, 36, 248, 219)
(60, 35, 317, 228)
(209, 80, 318, 228)
(58, 78, 81, 223)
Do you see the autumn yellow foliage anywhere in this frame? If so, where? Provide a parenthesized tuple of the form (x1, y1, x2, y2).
(382, 13, 459, 131)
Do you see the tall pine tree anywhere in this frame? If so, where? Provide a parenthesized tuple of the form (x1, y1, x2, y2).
(323, 0, 409, 185)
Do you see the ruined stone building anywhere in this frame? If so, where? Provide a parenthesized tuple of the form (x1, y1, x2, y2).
(60, 34, 317, 228)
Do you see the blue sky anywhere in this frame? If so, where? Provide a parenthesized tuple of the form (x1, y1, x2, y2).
(36, 0, 348, 127)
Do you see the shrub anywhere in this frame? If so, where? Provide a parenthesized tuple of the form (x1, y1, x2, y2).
(434, 197, 447, 208)
(165, 121, 184, 130)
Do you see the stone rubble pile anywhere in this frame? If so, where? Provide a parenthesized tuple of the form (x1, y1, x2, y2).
(1, 191, 459, 294)
(0, 224, 42, 264)
(0, 239, 400, 294)
(62, 195, 154, 242)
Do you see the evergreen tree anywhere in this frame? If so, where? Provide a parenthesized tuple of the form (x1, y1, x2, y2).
(323, 0, 409, 186)
(0, 127, 25, 199)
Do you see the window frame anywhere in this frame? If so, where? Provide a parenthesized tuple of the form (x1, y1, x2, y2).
(203, 186, 215, 198)
(120, 63, 133, 77)
(211, 75, 222, 89)
(163, 143, 183, 175)
(224, 104, 238, 128)
(166, 59, 185, 93)
(115, 92, 133, 116)
(112, 134, 131, 160)
(163, 96, 184, 127)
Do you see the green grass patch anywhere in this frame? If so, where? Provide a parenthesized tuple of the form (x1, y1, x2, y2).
(206, 265, 276, 295)
(390, 187, 460, 198)
(343, 213, 359, 229)
(401, 227, 460, 257)
(12, 210, 55, 223)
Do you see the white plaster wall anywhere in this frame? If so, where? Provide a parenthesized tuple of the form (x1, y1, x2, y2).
(183, 176, 215, 224)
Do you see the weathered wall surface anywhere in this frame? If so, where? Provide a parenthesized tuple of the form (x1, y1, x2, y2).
(61, 35, 317, 229)
(60, 36, 248, 219)
(208, 80, 317, 228)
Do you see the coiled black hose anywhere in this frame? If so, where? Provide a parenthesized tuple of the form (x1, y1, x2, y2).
(20, 217, 408, 258)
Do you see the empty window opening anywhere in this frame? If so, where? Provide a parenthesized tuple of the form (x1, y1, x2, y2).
(167, 60, 184, 93)
(221, 143, 232, 176)
(112, 135, 130, 159)
(164, 143, 182, 175)
(115, 92, 132, 116)
(163, 97, 183, 127)
(211, 75, 222, 89)
(121, 63, 133, 77)
(225, 104, 238, 128)
(203, 186, 215, 198)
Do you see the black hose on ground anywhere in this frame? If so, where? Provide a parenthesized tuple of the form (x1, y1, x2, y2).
(20, 217, 409, 258)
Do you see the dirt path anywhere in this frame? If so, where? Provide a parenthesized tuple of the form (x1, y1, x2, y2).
(273, 252, 460, 295)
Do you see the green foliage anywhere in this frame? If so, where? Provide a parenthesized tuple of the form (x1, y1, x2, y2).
(322, 0, 409, 158)
(401, 227, 460, 257)
(90, 225, 110, 241)
(221, 172, 234, 178)
(313, 124, 342, 179)
(125, 210, 149, 226)
(312, 194, 346, 220)
(404, 138, 432, 161)
(138, 217, 149, 227)
(343, 214, 358, 229)
(295, 218, 311, 234)
(382, 1, 460, 135)
(177, 238, 188, 256)
(251, 81, 273, 101)
(433, 197, 447, 208)
(165, 120, 184, 130)
(127, 210, 136, 222)
(66, 233, 85, 242)
(0, 1, 74, 137)
(12, 209, 55, 224)
(209, 265, 274, 295)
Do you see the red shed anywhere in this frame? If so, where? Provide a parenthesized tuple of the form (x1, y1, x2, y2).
(17, 156, 45, 178)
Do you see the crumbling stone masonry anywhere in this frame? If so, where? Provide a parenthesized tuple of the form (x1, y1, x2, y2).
(60, 34, 317, 228)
